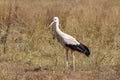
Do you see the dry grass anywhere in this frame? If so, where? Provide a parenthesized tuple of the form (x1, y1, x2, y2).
(0, 0, 120, 80)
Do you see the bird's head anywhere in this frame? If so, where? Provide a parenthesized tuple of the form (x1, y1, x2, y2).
(53, 17, 59, 22)
(48, 17, 59, 28)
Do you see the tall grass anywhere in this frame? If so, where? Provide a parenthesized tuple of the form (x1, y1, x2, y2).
(0, 0, 120, 80)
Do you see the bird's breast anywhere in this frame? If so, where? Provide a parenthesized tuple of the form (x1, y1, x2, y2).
(55, 31, 65, 46)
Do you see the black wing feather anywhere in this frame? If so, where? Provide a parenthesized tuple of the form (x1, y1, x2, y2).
(65, 43, 90, 57)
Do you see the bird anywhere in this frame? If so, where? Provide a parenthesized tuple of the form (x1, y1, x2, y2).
(48, 17, 90, 71)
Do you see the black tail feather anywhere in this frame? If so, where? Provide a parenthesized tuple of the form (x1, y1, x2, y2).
(65, 43, 90, 57)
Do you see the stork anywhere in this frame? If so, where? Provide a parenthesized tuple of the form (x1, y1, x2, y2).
(48, 17, 90, 71)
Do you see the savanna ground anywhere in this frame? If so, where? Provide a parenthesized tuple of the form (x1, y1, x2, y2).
(0, 0, 120, 80)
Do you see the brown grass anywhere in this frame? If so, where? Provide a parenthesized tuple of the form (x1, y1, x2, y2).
(0, 0, 120, 80)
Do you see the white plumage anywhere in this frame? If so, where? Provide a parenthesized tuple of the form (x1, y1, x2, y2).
(49, 17, 90, 71)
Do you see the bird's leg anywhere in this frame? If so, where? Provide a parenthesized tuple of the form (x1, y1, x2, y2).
(71, 50, 75, 71)
(66, 49, 69, 69)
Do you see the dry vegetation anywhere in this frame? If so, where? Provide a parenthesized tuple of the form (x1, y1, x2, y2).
(0, 0, 120, 80)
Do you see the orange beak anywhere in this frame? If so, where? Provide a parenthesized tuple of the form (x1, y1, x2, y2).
(48, 21, 54, 28)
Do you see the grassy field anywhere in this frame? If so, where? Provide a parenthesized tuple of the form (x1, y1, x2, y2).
(0, 0, 120, 80)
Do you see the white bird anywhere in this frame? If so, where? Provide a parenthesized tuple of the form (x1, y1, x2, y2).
(48, 17, 90, 71)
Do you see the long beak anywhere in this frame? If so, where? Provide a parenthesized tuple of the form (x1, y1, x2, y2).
(48, 21, 54, 28)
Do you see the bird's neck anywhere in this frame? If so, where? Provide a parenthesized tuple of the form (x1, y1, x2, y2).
(54, 21, 61, 32)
